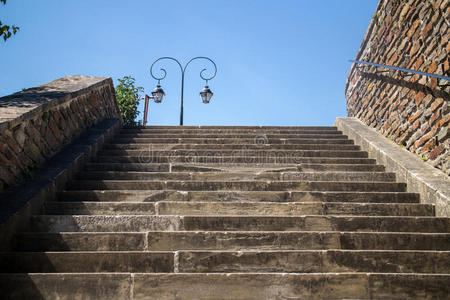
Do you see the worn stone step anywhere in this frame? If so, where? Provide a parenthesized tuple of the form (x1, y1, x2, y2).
(93, 156, 376, 164)
(15, 232, 148, 251)
(115, 134, 347, 139)
(119, 273, 450, 299)
(0, 273, 133, 300)
(44, 202, 157, 215)
(147, 231, 450, 251)
(86, 162, 171, 172)
(1, 272, 448, 300)
(76, 171, 396, 182)
(112, 138, 353, 144)
(180, 215, 450, 233)
(85, 162, 385, 173)
(176, 250, 450, 274)
(85, 163, 299, 172)
(281, 172, 394, 182)
(57, 190, 420, 203)
(31, 215, 182, 232)
(0, 251, 173, 273)
(121, 128, 341, 134)
(297, 163, 385, 172)
(30, 215, 450, 233)
(1, 273, 449, 300)
(15, 231, 450, 252)
(154, 201, 432, 216)
(138, 126, 339, 130)
(103, 143, 361, 150)
(97, 149, 368, 158)
(42, 201, 433, 216)
(167, 164, 306, 173)
(67, 180, 406, 192)
(1, 250, 447, 274)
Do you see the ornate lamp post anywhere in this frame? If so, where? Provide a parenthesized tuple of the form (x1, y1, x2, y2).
(147, 56, 217, 126)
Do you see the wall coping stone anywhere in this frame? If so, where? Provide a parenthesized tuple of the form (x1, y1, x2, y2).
(335, 117, 450, 217)
(0, 75, 111, 130)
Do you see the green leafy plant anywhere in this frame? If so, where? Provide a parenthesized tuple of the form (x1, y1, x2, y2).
(115, 76, 144, 127)
(1, 0, 20, 42)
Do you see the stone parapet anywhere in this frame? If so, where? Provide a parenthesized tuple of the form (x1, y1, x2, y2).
(0, 118, 122, 250)
(345, 0, 449, 175)
(0, 75, 121, 189)
(335, 117, 450, 217)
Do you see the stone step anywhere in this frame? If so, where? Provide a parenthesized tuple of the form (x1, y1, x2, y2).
(42, 201, 433, 216)
(115, 133, 347, 139)
(297, 163, 385, 172)
(156, 201, 432, 216)
(30, 215, 450, 233)
(57, 190, 420, 203)
(85, 163, 299, 172)
(1, 273, 448, 299)
(85, 162, 385, 172)
(103, 143, 361, 150)
(281, 172, 395, 182)
(120, 128, 342, 134)
(4, 122, 447, 298)
(66, 180, 406, 192)
(44, 202, 156, 215)
(76, 171, 396, 182)
(138, 126, 339, 130)
(14, 231, 450, 251)
(147, 231, 450, 251)
(1, 250, 448, 274)
(97, 149, 368, 158)
(176, 250, 450, 274)
(16, 232, 148, 251)
(111, 138, 353, 144)
(0, 251, 173, 273)
(93, 156, 376, 164)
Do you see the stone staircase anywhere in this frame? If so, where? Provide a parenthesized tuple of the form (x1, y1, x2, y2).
(1, 126, 449, 299)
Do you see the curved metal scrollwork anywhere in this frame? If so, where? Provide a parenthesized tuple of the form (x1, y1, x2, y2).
(150, 56, 217, 83)
(184, 57, 217, 83)
(151, 68, 167, 82)
(150, 57, 182, 82)
(148, 56, 217, 125)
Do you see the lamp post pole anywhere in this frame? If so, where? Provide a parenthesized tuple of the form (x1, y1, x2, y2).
(180, 68, 184, 126)
(149, 57, 217, 126)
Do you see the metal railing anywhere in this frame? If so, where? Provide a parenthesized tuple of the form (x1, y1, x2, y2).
(349, 60, 450, 81)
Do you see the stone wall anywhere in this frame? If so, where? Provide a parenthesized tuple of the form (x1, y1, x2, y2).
(345, 0, 449, 175)
(0, 76, 121, 190)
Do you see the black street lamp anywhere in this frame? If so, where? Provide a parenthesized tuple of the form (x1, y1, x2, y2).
(151, 84, 165, 103)
(200, 85, 213, 104)
(148, 56, 217, 126)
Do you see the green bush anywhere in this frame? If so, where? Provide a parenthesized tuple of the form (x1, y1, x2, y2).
(115, 76, 144, 127)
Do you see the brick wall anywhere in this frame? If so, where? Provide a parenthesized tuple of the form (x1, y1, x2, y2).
(345, 0, 449, 175)
(0, 76, 121, 190)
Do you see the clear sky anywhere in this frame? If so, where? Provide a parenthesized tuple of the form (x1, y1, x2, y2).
(0, 0, 378, 126)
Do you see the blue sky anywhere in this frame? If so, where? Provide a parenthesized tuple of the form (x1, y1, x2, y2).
(0, 0, 377, 126)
